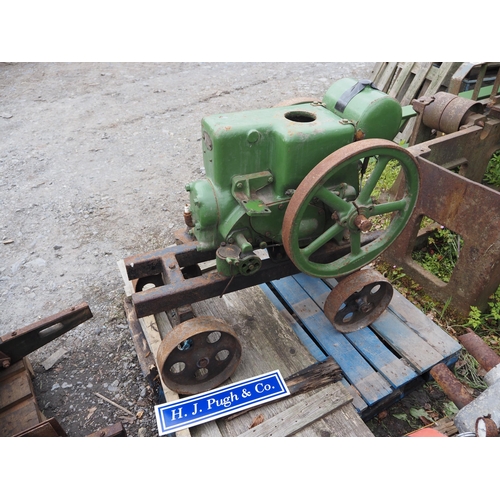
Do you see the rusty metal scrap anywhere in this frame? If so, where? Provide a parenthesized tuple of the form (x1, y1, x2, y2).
(459, 330, 500, 373)
(429, 363, 475, 409)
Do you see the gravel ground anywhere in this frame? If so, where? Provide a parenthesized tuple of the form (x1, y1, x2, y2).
(0, 62, 373, 437)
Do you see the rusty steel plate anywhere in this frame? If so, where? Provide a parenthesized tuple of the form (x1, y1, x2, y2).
(324, 268, 393, 333)
(156, 316, 242, 395)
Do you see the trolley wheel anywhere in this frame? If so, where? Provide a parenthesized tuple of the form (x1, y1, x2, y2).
(156, 316, 242, 395)
(324, 268, 393, 333)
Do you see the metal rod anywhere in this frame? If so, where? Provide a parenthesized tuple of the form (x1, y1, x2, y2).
(459, 329, 500, 373)
(430, 363, 475, 409)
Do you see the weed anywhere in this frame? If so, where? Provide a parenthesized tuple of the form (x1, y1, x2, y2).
(483, 151, 500, 187)
(464, 286, 500, 334)
(411, 227, 463, 283)
(454, 351, 488, 391)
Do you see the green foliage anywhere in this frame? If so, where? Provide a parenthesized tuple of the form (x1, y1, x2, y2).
(466, 306, 484, 329)
(412, 228, 463, 283)
(442, 401, 459, 418)
(484, 151, 500, 187)
(465, 286, 500, 332)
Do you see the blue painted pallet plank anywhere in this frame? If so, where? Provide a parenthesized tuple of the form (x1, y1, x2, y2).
(260, 284, 367, 413)
(325, 275, 460, 371)
(388, 289, 462, 359)
(271, 276, 393, 406)
(340, 329, 418, 388)
(259, 284, 327, 363)
(340, 378, 368, 413)
(260, 284, 367, 412)
(293, 274, 418, 389)
(371, 310, 444, 373)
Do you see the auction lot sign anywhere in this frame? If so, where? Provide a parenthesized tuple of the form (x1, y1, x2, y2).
(155, 370, 290, 435)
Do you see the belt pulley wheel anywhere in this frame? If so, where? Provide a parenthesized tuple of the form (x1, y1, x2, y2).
(324, 268, 393, 333)
(282, 138, 420, 278)
(156, 316, 242, 395)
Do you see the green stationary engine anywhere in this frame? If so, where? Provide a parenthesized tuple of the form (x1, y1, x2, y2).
(184, 78, 420, 278)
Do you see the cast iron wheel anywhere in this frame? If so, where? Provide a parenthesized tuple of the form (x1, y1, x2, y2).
(282, 138, 419, 277)
(156, 316, 242, 395)
(324, 268, 393, 333)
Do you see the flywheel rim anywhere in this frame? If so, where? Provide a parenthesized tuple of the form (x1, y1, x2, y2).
(282, 138, 420, 278)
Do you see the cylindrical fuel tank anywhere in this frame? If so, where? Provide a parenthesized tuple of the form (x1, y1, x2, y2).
(323, 78, 402, 141)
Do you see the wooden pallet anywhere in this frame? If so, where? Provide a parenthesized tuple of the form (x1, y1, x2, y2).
(371, 62, 463, 143)
(118, 259, 375, 437)
(0, 358, 67, 436)
(260, 271, 462, 421)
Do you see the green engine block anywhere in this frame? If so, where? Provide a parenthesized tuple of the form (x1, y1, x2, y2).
(184, 78, 416, 278)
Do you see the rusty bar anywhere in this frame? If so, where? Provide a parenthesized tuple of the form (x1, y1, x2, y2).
(459, 329, 500, 373)
(124, 241, 215, 281)
(131, 257, 301, 318)
(430, 363, 475, 409)
(0, 302, 93, 365)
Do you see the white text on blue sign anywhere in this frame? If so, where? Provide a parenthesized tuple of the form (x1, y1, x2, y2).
(155, 370, 289, 435)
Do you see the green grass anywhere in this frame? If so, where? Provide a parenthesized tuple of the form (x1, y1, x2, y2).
(484, 151, 500, 187)
(411, 227, 463, 283)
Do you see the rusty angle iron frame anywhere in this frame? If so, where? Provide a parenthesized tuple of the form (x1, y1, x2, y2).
(123, 233, 384, 319)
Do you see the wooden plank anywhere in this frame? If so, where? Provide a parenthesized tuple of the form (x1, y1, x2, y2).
(0, 368, 32, 411)
(295, 273, 417, 389)
(342, 328, 417, 388)
(259, 283, 327, 362)
(375, 62, 398, 93)
(0, 398, 41, 437)
(388, 289, 461, 360)
(400, 62, 432, 105)
(86, 421, 126, 437)
(16, 418, 68, 437)
(425, 62, 457, 96)
(370, 310, 444, 373)
(295, 403, 374, 437)
(238, 382, 352, 437)
(388, 62, 416, 99)
(271, 276, 392, 405)
(371, 62, 388, 83)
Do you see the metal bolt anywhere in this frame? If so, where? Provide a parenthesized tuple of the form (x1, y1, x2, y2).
(354, 215, 372, 232)
(236, 182, 243, 189)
